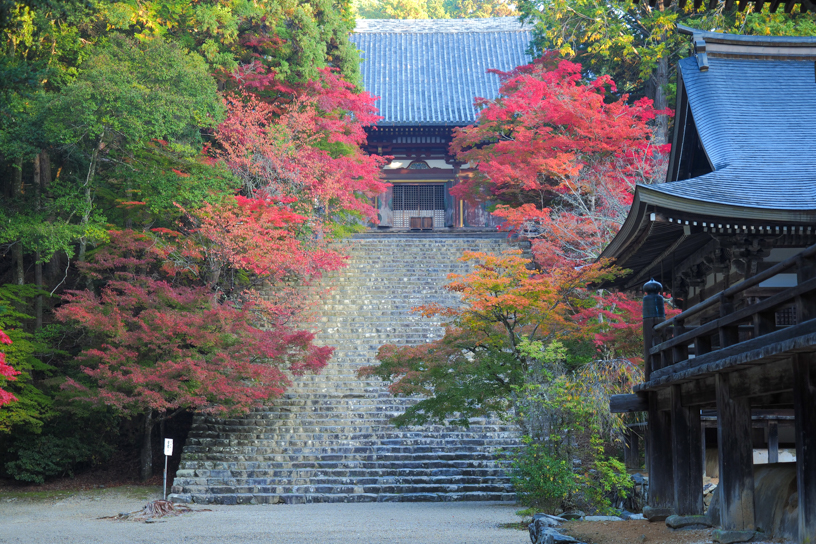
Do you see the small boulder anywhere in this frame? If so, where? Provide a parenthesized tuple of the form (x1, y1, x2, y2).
(642, 506, 673, 522)
(529, 523, 580, 544)
(583, 515, 624, 522)
(665, 514, 712, 530)
(532, 513, 566, 527)
(558, 510, 585, 520)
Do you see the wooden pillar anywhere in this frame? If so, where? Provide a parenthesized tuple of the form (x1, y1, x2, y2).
(624, 429, 640, 469)
(647, 392, 674, 516)
(715, 372, 756, 531)
(793, 353, 816, 544)
(643, 317, 661, 380)
(671, 385, 703, 515)
(767, 421, 779, 464)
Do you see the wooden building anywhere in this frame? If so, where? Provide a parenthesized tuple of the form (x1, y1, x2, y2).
(350, 18, 531, 230)
(606, 27, 816, 543)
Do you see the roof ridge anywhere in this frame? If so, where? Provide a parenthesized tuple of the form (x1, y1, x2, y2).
(354, 17, 530, 34)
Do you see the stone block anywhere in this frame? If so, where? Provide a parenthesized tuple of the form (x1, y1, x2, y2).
(665, 514, 712, 529)
(711, 529, 758, 543)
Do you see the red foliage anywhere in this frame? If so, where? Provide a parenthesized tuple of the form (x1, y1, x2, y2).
(0, 329, 18, 406)
(450, 57, 671, 267)
(196, 196, 344, 278)
(56, 231, 332, 417)
(216, 69, 388, 223)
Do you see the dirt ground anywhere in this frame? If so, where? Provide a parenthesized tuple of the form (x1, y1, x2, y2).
(560, 519, 792, 544)
(560, 520, 712, 544)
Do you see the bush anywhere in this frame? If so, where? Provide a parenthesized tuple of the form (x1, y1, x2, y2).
(509, 438, 577, 514)
(4, 434, 112, 484)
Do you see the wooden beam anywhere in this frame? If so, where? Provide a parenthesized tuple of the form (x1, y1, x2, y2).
(793, 352, 816, 544)
(671, 385, 704, 515)
(648, 392, 675, 513)
(768, 421, 779, 464)
(644, 316, 664, 379)
(749, 392, 794, 408)
(651, 275, 816, 361)
(639, 326, 816, 392)
(625, 429, 641, 469)
(716, 372, 756, 531)
(610, 394, 649, 413)
(679, 363, 793, 408)
(729, 359, 794, 398)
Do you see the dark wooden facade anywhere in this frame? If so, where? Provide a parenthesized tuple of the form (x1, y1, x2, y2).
(606, 28, 816, 543)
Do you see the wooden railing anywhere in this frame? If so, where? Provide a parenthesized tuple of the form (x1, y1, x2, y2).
(644, 243, 816, 383)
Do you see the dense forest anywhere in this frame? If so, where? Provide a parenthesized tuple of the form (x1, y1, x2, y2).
(0, 0, 385, 484)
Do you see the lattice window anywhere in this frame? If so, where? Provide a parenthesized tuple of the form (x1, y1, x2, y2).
(392, 184, 446, 228)
(408, 160, 430, 169)
(775, 306, 797, 327)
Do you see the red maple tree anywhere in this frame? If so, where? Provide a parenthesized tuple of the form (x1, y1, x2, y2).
(216, 68, 389, 227)
(450, 56, 670, 267)
(57, 231, 333, 480)
(0, 329, 18, 407)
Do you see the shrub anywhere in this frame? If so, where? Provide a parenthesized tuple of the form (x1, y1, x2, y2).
(509, 438, 578, 514)
(4, 434, 112, 484)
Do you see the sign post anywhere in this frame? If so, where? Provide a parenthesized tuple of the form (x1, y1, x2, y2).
(163, 438, 173, 501)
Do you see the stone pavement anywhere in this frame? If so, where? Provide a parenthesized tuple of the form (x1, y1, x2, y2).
(0, 490, 529, 544)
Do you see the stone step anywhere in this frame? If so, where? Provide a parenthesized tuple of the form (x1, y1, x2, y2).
(173, 483, 514, 497)
(168, 491, 517, 505)
(172, 236, 523, 505)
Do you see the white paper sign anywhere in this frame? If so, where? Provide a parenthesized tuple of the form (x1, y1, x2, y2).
(164, 438, 173, 456)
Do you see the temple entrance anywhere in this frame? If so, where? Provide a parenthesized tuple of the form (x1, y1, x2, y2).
(392, 184, 446, 229)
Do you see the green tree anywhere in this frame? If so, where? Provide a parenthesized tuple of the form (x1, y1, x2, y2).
(516, 1, 816, 142)
(0, 285, 55, 434)
(43, 34, 224, 262)
(98, 0, 361, 84)
(354, 0, 517, 18)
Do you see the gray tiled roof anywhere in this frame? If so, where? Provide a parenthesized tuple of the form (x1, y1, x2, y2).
(646, 55, 816, 214)
(351, 18, 532, 126)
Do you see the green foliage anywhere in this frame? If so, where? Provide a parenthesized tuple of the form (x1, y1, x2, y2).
(1, 407, 119, 484)
(509, 437, 577, 513)
(46, 34, 223, 153)
(517, 0, 816, 99)
(0, 284, 55, 434)
(510, 341, 636, 513)
(97, 0, 360, 84)
(3, 434, 110, 484)
(355, 0, 518, 18)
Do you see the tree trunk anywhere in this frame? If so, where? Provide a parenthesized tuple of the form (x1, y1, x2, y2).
(141, 410, 154, 481)
(12, 157, 24, 285)
(34, 153, 43, 329)
(78, 136, 104, 264)
(646, 43, 670, 145)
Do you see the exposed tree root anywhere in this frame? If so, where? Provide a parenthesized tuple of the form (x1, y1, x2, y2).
(101, 500, 209, 522)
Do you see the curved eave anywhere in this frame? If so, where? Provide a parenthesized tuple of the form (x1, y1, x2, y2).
(637, 185, 816, 224)
(600, 183, 816, 264)
(677, 25, 816, 48)
(600, 191, 649, 261)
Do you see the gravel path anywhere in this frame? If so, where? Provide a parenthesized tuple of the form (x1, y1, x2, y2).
(0, 488, 528, 544)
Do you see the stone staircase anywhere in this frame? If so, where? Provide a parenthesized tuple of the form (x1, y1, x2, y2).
(169, 234, 524, 505)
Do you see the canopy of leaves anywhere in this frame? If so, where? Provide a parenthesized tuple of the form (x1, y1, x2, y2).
(355, 0, 518, 18)
(516, 0, 816, 98)
(56, 230, 333, 417)
(361, 250, 626, 426)
(0, 285, 55, 431)
(451, 57, 669, 265)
